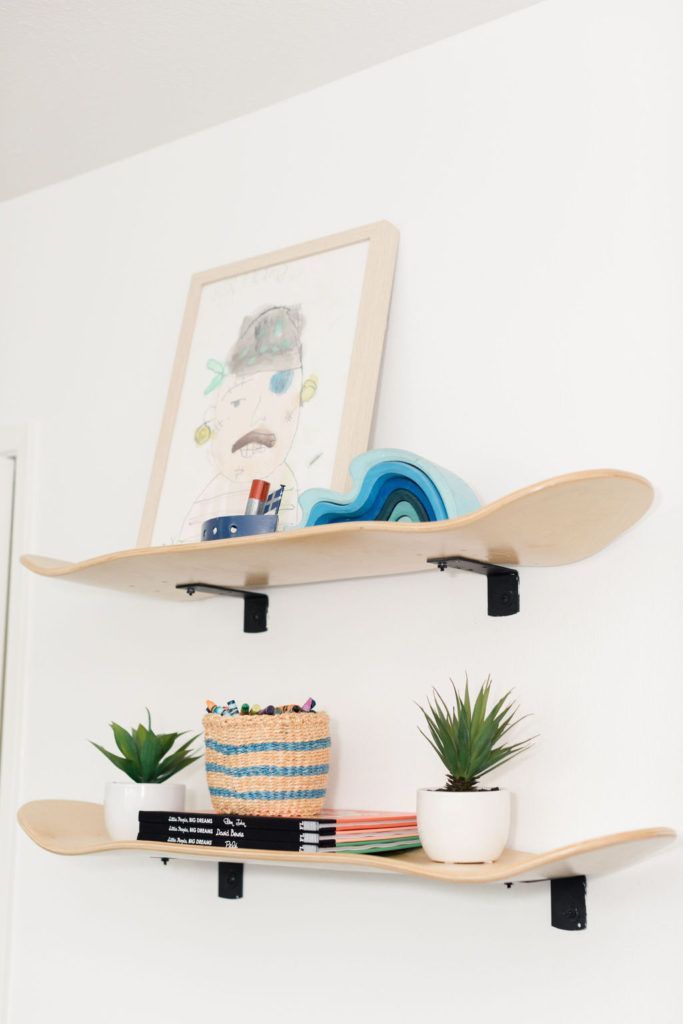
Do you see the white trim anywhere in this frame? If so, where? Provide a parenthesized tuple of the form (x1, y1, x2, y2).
(0, 458, 14, 709)
(0, 423, 37, 1020)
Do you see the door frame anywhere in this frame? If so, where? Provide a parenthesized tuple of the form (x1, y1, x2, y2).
(0, 423, 36, 1016)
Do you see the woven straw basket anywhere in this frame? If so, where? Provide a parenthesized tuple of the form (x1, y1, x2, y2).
(203, 712, 330, 818)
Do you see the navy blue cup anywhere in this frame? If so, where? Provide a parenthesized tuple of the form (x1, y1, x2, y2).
(201, 514, 278, 541)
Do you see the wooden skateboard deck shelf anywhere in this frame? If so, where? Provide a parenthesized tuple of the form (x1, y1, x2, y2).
(18, 800, 675, 886)
(21, 469, 653, 600)
(17, 468, 669, 926)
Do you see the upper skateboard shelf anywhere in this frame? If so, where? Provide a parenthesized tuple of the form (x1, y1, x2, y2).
(17, 800, 676, 886)
(20, 469, 653, 600)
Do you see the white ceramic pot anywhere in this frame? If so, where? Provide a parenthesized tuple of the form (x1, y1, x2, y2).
(417, 788, 511, 863)
(104, 781, 186, 840)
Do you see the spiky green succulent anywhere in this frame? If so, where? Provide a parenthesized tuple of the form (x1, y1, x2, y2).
(90, 709, 201, 783)
(417, 676, 535, 792)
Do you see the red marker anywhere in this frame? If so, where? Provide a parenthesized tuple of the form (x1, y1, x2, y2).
(245, 479, 270, 515)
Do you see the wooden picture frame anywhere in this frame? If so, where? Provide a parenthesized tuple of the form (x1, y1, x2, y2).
(138, 220, 399, 547)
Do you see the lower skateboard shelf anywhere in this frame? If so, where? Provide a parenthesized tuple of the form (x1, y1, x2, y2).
(17, 800, 675, 885)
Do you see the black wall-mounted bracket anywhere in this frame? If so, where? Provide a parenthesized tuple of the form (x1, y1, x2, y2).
(427, 556, 520, 616)
(155, 857, 245, 900)
(505, 875, 587, 930)
(156, 858, 585, 920)
(177, 583, 268, 633)
(550, 875, 587, 931)
(218, 862, 244, 900)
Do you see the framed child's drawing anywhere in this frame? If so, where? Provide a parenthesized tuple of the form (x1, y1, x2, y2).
(138, 221, 399, 546)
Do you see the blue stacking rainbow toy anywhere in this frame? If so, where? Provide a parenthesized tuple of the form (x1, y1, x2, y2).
(298, 449, 480, 527)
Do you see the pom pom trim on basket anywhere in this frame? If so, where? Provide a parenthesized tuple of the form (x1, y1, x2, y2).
(203, 712, 330, 817)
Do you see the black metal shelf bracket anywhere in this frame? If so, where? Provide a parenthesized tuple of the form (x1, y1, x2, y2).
(505, 875, 587, 930)
(218, 862, 244, 899)
(159, 859, 585, 921)
(177, 582, 269, 633)
(550, 875, 587, 931)
(427, 556, 520, 616)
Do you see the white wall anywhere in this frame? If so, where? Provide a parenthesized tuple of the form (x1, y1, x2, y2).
(1, 0, 682, 1021)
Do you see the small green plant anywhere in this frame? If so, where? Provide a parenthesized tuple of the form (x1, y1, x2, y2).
(417, 676, 535, 792)
(90, 710, 202, 783)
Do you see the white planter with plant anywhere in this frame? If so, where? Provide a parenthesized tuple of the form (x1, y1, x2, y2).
(91, 710, 201, 840)
(417, 677, 534, 864)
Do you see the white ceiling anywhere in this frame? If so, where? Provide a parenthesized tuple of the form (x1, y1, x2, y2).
(0, 0, 541, 201)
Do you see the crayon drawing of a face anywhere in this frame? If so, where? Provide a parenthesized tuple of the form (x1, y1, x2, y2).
(211, 364, 303, 482)
(207, 305, 304, 482)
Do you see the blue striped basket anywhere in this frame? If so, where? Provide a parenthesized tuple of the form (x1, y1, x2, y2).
(203, 712, 330, 817)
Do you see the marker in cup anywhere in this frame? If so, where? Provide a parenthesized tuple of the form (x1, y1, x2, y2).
(245, 479, 270, 515)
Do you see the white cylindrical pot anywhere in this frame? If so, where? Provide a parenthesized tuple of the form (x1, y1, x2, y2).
(417, 788, 511, 863)
(104, 782, 186, 840)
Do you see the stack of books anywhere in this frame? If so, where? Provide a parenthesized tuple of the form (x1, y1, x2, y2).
(137, 809, 420, 854)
